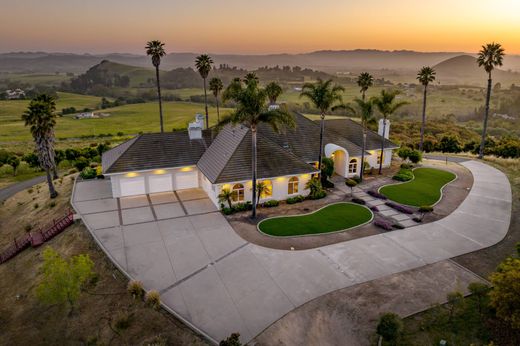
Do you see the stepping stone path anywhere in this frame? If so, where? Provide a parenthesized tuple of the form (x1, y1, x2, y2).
(333, 176, 421, 229)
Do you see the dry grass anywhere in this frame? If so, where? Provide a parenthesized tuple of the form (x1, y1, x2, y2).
(0, 177, 208, 346)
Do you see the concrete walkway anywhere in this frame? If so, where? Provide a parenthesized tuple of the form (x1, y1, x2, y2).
(72, 161, 511, 344)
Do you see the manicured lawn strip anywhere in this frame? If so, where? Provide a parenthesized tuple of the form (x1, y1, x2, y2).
(379, 168, 456, 206)
(258, 202, 372, 237)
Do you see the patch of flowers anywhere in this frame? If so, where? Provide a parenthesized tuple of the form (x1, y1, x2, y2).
(368, 190, 387, 200)
(385, 201, 415, 214)
(374, 218, 393, 231)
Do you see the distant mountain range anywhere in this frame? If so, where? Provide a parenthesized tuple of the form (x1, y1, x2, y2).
(2, 50, 520, 75)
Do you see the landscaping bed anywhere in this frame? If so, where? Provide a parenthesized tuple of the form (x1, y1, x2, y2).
(257, 202, 373, 237)
(379, 167, 456, 206)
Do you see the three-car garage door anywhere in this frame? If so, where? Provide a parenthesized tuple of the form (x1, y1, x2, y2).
(117, 169, 199, 197)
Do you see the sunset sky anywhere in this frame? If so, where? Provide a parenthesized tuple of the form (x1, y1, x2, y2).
(1, 0, 519, 54)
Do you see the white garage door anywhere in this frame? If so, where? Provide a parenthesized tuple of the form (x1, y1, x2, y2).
(148, 174, 173, 193)
(120, 176, 146, 196)
(174, 170, 198, 190)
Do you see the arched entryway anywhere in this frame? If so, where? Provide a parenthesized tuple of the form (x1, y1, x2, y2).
(324, 143, 349, 177)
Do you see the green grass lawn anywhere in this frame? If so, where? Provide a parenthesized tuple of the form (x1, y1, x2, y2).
(0, 94, 231, 142)
(258, 202, 373, 237)
(379, 167, 456, 207)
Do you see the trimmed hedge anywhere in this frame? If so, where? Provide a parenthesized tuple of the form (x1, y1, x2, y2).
(374, 218, 393, 231)
(368, 190, 387, 200)
(385, 201, 415, 214)
(393, 168, 414, 182)
(262, 200, 280, 208)
(351, 198, 366, 205)
(287, 195, 305, 204)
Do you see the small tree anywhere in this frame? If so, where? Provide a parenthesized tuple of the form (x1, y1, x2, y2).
(376, 313, 403, 344)
(7, 155, 20, 176)
(218, 188, 235, 209)
(321, 157, 334, 180)
(468, 282, 490, 317)
(345, 178, 358, 196)
(489, 246, 520, 329)
(256, 181, 269, 205)
(36, 247, 95, 311)
(219, 333, 242, 346)
(446, 291, 465, 325)
(397, 147, 412, 161)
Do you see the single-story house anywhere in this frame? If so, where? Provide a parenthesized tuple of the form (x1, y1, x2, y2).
(102, 113, 398, 207)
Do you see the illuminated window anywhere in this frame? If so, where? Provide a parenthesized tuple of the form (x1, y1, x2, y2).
(348, 159, 358, 174)
(288, 176, 299, 194)
(377, 151, 384, 165)
(232, 183, 244, 202)
(260, 180, 272, 198)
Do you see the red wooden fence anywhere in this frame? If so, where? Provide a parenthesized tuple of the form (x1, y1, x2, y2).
(0, 209, 74, 264)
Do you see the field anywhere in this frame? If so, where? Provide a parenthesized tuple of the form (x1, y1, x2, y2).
(258, 202, 373, 236)
(379, 167, 456, 206)
(0, 93, 231, 143)
(0, 72, 71, 87)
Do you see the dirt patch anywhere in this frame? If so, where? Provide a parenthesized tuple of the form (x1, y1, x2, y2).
(253, 260, 487, 346)
(0, 177, 208, 346)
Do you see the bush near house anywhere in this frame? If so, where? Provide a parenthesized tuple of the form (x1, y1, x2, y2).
(80, 167, 97, 179)
(286, 195, 305, 204)
(262, 200, 280, 208)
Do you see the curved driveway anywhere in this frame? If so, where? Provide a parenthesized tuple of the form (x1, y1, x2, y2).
(72, 160, 512, 344)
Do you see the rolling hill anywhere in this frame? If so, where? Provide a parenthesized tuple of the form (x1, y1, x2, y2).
(433, 55, 520, 85)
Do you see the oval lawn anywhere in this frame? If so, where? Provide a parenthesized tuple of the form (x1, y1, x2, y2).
(379, 167, 456, 207)
(258, 202, 373, 237)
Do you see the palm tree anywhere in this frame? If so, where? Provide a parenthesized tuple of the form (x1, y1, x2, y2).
(357, 72, 374, 101)
(372, 89, 408, 174)
(243, 72, 259, 86)
(417, 66, 436, 152)
(350, 98, 376, 181)
(195, 54, 214, 129)
(300, 78, 344, 177)
(209, 77, 224, 123)
(22, 94, 58, 198)
(265, 82, 283, 105)
(477, 42, 505, 159)
(145, 40, 166, 132)
(221, 76, 294, 218)
(217, 188, 235, 209)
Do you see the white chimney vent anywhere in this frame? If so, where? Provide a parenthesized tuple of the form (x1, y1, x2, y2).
(378, 119, 390, 139)
(188, 114, 205, 140)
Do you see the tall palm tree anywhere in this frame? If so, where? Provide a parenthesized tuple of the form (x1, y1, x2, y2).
(265, 82, 283, 105)
(357, 72, 374, 101)
(477, 42, 505, 159)
(300, 78, 344, 177)
(372, 89, 408, 174)
(145, 40, 166, 132)
(209, 77, 223, 123)
(195, 54, 214, 129)
(417, 66, 436, 152)
(221, 76, 294, 218)
(351, 98, 376, 182)
(22, 94, 58, 198)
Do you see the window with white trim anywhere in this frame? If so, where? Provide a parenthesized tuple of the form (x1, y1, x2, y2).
(288, 176, 299, 194)
(348, 159, 358, 174)
(232, 183, 244, 202)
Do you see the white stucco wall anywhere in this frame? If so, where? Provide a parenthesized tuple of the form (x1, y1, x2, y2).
(209, 173, 314, 208)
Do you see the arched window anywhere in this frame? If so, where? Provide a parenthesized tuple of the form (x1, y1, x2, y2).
(288, 176, 299, 195)
(348, 159, 358, 174)
(232, 183, 244, 202)
(260, 180, 272, 199)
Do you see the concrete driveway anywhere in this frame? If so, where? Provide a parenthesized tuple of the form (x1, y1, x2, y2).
(72, 160, 512, 344)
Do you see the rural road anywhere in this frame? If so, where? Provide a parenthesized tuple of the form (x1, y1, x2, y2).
(0, 175, 46, 202)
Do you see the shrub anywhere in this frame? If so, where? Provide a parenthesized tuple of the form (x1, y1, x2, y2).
(368, 190, 387, 200)
(397, 147, 412, 161)
(418, 205, 434, 213)
(392, 223, 405, 229)
(68, 168, 77, 174)
(28, 188, 34, 194)
(145, 290, 161, 310)
(400, 163, 413, 169)
(370, 206, 379, 212)
(351, 175, 362, 184)
(321, 178, 335, 189)
(374, 218, 393, 231)
(306, 177, 326, 200)
(114, 312, 132, 331)
(73, 157, 89, 171)
(286, 195, 305, 204)
(308, 190, 326, 200)
(408, 150, 422, 164)
(219, 333, 242, 346)
(49, 201, 56, 208)
(262, 200, 279, 208)
(34, 203, 39, 209)
(385, 201, 414, 214)
(321, 157, 334, 179)
(392, 168, 414, 182)
(80, 167, 97, 179)
(351, 198, 366, 205)
(234, 202, 252, 212)
(376, 313, 403, 343)
(127, 280, 145, 299)
(222, 207, 234, 215)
